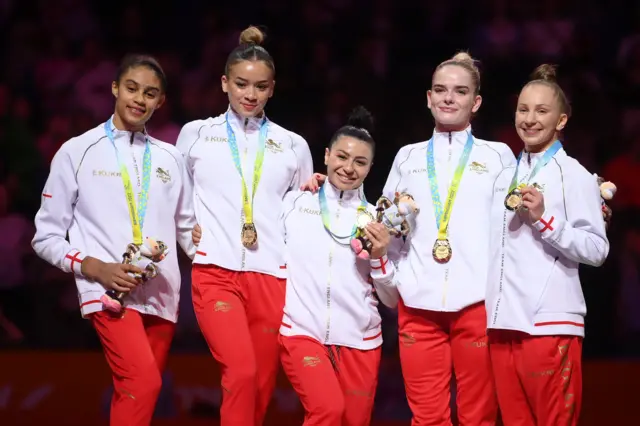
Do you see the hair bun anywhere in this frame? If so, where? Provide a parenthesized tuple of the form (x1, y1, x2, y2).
(347, 106, 374, 134)
(451, 51, 477, 66)
(530, 64, 557, 83)
(239, 25, 265, 46)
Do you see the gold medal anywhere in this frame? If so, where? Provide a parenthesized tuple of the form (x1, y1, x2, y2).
(241, 223, 258, 249)
(432, 239, 452, 264)
(504, 189, 523, 211)
(355, 209, 374, 229)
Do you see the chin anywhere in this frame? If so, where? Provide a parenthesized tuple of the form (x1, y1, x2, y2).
(330, 176, 361, 191)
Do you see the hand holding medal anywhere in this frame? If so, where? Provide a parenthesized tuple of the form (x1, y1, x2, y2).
(362, 222, 390, 259)
(519, 186, 545, 222)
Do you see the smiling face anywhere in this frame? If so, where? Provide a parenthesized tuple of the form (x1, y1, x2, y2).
(324, 135, 373, 191)
(221, 60, 275, 118)
(111, 66, 165, 132)
(427, 65, 482, 132)
(515, 83, 568, 152)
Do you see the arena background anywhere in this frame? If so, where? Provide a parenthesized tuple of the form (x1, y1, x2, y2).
(1, 0, 639, 424)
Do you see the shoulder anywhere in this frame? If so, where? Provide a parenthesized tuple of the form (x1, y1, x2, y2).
(473, 137, 517, 165)
(57, 125, 108, 162)
(554, 150, 597, 186)
(179, 118, 213, 136)
(283, 190, 316, 217)
(394, 141, 428, 163)
(269, 121, 309, 149)
(148, 137, 183, 166)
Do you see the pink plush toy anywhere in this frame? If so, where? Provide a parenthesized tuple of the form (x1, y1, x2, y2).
(351, 192, 420, 260)
(100, 237, 169, 313)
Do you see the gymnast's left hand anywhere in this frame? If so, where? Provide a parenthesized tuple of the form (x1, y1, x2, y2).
(364, 222, 390, 259)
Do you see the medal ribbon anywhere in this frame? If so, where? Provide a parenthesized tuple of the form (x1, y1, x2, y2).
(507, 140, 562, 193)
(318, 185, 367, 245)
(226, 112, 268, 227)
(427, 131, 475, 241)
(104, 117, 151, 246)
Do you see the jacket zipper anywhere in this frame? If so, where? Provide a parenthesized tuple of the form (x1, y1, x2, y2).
(441, 132, 452, 308)
(240, 118, 250, 270)
(325, 191, 344, 343)
(130, 132, 148, 311)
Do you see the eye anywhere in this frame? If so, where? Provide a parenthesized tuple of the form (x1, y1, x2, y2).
(356, 160, 367, 166)
(434, 88, 445, 93)
(337, 155, 347, 160)
(127, 87, 136, 93)
(456, 89, 467, 95)
(235, 82, 246, 88)
(257, 84, 268, 91)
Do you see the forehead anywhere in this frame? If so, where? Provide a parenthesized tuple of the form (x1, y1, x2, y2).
(518, 83, 557, 104)
(432, 65, 473, 87)
(332, 135, 373, 159)
(120, 66, 161, 88)
(229, 60, 273, 81)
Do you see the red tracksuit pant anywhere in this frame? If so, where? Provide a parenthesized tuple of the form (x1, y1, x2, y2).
(192, 264, 286, 426)
(489, 330, 582, 426)
(398, 301, 497, 426)
(280, 335, 381, 426)
(90, 309, 175, 426)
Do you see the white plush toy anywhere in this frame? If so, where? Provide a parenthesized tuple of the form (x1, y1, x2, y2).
(100, 237, 170, 313)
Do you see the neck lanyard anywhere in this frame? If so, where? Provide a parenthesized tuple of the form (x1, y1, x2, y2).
(225, 112, 268, 228)
(427, 131, 474, 241)
(508, 140, 562, 193)
(104, 117, 151, 246)
(318, 185, 367, 245)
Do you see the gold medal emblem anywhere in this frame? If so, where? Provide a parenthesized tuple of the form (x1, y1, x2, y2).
(241, 223, 258, 249)
(355, 209, 374, 229)
(432, 239, 452, 264)
(504, 189, 523, 211)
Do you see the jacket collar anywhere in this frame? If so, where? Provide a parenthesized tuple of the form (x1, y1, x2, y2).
(322, 179, 366, 205)
(226, 105, 268, 133)
(430, 125, 473, 145)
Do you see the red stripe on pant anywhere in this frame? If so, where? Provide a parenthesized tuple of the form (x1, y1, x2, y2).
(90, 309, 175, 426)
(279, 335, 381, 426)
(398, 301, 497, 426)
(489, 330, 583, 426)
(192, 264, 285, 426)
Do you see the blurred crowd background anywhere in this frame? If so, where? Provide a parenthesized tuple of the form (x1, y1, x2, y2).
(1, 0, 639, 387)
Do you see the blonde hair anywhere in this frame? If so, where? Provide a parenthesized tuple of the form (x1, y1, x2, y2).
(525, 64, 572, 118)
(434, 52, 481, 95)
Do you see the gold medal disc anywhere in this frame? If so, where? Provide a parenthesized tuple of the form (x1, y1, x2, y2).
(432, 239, 452, 264)
(356, 210, 374, 229)
(504, 190, 523, 211)
(241, 223, 258, 249)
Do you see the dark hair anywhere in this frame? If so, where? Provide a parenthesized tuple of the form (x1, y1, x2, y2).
(525, 64, 572, 118)
(225, 26, 275, 76)
(433, 52, 481, 95)
(115, 54, 167, 93)
(328, 106, 375, 154)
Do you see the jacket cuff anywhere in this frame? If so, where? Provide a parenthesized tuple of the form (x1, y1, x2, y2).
(370, 255, 393, 281)
(64, 250, 86, 276)
(533, 210, 564, 241)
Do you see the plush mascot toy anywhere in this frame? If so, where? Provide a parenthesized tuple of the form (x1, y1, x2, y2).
(595, 174, 616, 229)
(100, 237, 169, 313)
(351, 192, 420, 260)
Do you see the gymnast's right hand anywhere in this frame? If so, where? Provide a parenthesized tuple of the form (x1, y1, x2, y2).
(192, 224, 202, 246)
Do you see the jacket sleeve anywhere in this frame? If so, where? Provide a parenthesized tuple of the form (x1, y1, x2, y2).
(381, 148, 411, 262)
(31, 144, 86, 275)
(290, 134, 314, 191)
(370, 255, 399, 308)
(533, 166, 609, 267)
(173, 150, 197, 259)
